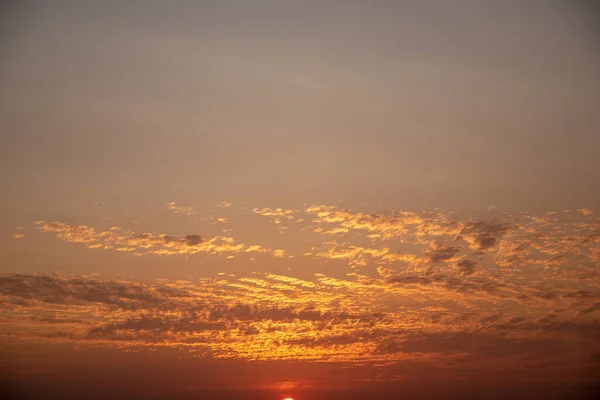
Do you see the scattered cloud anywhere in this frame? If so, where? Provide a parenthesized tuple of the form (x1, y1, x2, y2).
(167, 202, 197, 215)
(35, 221, 280, 258)
(5, 203, 599, 377)
(253, 207, 296, 226)
(305, 205, 422, 240)
(0, 272, 598, 368)
(577, 209, 594, 216)
(456, 259, 477, 275)
(423, 241, 460, 263)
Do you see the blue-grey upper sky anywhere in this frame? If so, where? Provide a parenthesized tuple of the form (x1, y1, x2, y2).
(2, 0, 599, 222)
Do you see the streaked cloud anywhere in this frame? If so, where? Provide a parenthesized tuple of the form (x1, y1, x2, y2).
(253, 207, 296, 226)
(167, 202, 197, 216)
(1, 271, 598, 368)
(35, 221, 282, 258)
(4, 203, 598, 377)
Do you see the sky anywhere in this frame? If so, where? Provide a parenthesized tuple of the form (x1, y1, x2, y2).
(0, 1, 599, 399)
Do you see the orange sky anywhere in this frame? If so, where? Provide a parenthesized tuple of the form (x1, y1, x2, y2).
(1, 1, 599, 399)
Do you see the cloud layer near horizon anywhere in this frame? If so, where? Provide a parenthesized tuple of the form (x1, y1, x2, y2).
(1, 271, 598, 369)
(2, 204, 599, 375)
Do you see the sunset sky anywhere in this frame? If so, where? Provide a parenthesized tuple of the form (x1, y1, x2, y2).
(1, 1, 599, 399)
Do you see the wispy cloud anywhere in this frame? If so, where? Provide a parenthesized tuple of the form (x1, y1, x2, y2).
(5, 203, 598, 376)
(167, 202, 197, 216)
(35, 221, 284, 258)
(1, 270, 598, 366)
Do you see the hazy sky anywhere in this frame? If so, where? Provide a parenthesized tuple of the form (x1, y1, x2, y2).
(1, 1, 599, 399)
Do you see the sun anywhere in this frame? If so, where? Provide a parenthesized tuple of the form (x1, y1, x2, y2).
(283, 398, 294, 400)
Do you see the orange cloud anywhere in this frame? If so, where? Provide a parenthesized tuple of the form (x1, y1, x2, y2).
(1, 272, 598, 367)
(167, 201, 197, 215)
(36, 221, 277, 257)
(10, 203, 599, 376)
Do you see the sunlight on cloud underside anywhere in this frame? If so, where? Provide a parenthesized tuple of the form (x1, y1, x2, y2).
(2, 204, 598, 369)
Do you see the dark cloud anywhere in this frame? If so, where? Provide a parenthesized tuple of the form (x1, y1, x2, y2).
(459, 220, 511, 250)
(386, 276, 433, 285)
(579, 302, 600, 315)
(456, 259, 477, 275)
(209, 304, 328, 322)
(386, 274, 504, 298)
(184, 234, 203, 246)
(285, 332, 366, 347)
(0, 274, 189, 308)
(424, 242, 459, 263)
(380, 332, 566, 359)
(88, 316, 227, 338)
(207, 303, 381, 323)
(534, 290, 559, 301)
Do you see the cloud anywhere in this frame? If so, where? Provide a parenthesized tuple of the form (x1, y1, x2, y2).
(380, 331, 568, 363)
(313, 242, 391, 267)
(253, 207, 296, 227)
(34, 204, 600, 283)
(423, 241, 460, 263)
(35, 221, 279, 258)
(184, 234, 203, 246)
(456, 259, 477, 275)
(167, 202, 197, 215)
(386, 275, 434, 286)
(301, 205, 598, 281)
(9, 203, 600, 378)
(0, 274, 188, 306)
(458, 220, 511, 251)
(29, 205, 600, 320)
(1, 271, 598, 368)
(305, 205, 422, 240)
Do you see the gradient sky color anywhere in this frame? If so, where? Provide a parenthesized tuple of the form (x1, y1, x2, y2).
(1, 1, 599, 399)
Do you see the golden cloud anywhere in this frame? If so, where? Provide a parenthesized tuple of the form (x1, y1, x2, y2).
(8, 203, 599, 374)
